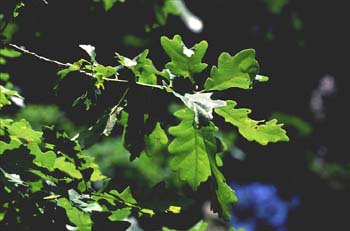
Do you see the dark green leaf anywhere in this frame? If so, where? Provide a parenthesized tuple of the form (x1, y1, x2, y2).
(144, 122, 168, 157)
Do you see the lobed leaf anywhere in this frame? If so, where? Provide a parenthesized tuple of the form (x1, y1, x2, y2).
(161, 35, 208, 78)
(204, 49, 259, 91)
(215, 100, 289, 145)
(168, 109, 213, 190)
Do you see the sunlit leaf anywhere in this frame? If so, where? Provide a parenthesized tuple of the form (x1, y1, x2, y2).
(204, 49, 259, 91)
(215, 100, 289, 145)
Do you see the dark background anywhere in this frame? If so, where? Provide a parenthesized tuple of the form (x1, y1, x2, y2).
(1, 0, 349, 230)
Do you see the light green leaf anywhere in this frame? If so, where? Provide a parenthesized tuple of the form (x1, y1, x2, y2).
(58, 198, 92, 231)
(6, 119, 42, 143)
(0, 48, 22, 58)
(0, 139, 21, 155)
(160, 35, 208, 78)
(116, 49, 159, 84)
(144, 122, 168, 157)
(108, 207, 131, 221)
(173, 91, 226, 124)
(154, 0, 180, 25)
(215, 100, 289, 145)
(54, 157, 82, 179)
(28, 143, 56, 170)
(13, 2, 25, 17)
(204, 49, 259, 91)
(0, 73, 10, 81)
(57, 59, 89, 79)
(168, 109, 213, 190)
(102, 0, 122, 11)
(95, 64, 116, 78)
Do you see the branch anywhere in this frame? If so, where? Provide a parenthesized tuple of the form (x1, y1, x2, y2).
(8, 43, 71, 67)
(8, 43, 166, 90)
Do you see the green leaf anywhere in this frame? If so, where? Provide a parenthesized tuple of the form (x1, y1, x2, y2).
(154, 0, 180, 25)
(110, 186, 137, 204)
(108, 207, 131, 221)
(57, 59, 88, 78)
(209, 159, 237, 221)
(28, 143, 56, 170)
(0, 73, 10, 81)
(215, 100, 289, 145)
(168, 109, 213, 190)
(13, 2, 25, 18)
(265, 0, 289, 14)
(95, 64, 116, 78)
(0, 139, 21, 155)
(6, 119, 42, 143)
(102, 0, 120, 11)
(204, 49, 259, 91)
(54, 157, 82, 179)
(160, 35, 208, 78)
(58, 198, 92, 231)
(68, 189, 103, 212)
(173, 91, 226, 124)
(144, 122, 168, 157)
(116, 50, 158, 84)
(0, 48, 22, 58)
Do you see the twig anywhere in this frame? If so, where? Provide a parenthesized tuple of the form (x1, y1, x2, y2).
(8, 43, 71, 67)
(7, 43, 166, 90)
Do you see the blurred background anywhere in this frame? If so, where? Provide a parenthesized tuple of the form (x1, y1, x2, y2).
(1, 0, 348, 230)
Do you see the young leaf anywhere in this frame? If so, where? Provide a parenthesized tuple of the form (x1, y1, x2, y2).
(168, 109, 214, 190)
(160, 35, 208, 78)
(204, 49, 259, 91)
(117, 50, 159, 84)
(215, 100, 289, 145)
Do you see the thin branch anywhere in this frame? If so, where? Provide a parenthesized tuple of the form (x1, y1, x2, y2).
(7, 43, 167, 90)
(8, 43, 71, 67)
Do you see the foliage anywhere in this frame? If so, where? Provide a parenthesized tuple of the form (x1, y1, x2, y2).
(52, 34, 288, 224)
(0, 2, 289, 230)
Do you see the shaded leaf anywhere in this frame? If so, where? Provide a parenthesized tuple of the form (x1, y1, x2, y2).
(144, 122, 168, 157)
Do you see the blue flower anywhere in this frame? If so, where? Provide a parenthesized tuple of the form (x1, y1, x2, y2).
(229, 182, 299, 231)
